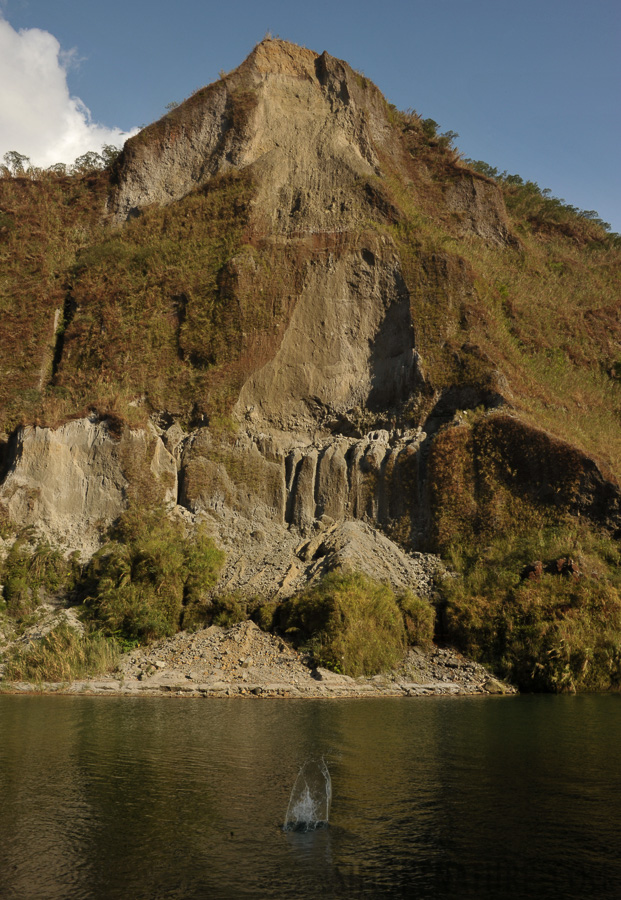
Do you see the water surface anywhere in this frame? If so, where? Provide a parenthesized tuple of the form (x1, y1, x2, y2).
(0, 694, 619, 899)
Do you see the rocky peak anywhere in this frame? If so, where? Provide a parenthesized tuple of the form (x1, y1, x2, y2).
(109, 38, 391, 230)
(241, 37, 319, 78)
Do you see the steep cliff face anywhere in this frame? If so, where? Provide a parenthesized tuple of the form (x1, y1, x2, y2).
(1, 37, 618, 539)
(0, 419, 176, 555)
(1, 39, 620, 688)
(109, 41, 391, 231)
(235, 236, 417, 432)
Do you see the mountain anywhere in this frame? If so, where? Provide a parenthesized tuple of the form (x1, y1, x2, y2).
(1, 39, 620, 691)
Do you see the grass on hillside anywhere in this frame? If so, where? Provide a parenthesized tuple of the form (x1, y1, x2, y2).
(371, 117, 621, 481)
(54, 171, 254, 426)
(440, 519, 621, 692)
(0, 170, 108, 431)
(0, 532, 80, 620)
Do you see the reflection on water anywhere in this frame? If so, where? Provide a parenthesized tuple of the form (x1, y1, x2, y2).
(0, 694, 620, 899)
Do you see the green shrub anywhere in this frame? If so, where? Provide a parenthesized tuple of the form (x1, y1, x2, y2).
(183, 592, 272, 631)
(210, 594, 248, 628)
(4, 624, 119, 683)
(397, 591, 435, 646)
(181, 595, 214, 632)
(84, 508, 225, 643)
(279, 572, 406, 677)
(1, 534, 79, 620)
(421, 118, 439, 139)
(251, 599, 278, 633)
(183, 592, 247, 630)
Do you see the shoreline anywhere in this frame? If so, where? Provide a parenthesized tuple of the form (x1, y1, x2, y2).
(0, 680, 515, 700)
(1, 620, 515, 699)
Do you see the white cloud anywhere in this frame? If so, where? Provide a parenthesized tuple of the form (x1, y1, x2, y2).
(0, 16, 138, 168)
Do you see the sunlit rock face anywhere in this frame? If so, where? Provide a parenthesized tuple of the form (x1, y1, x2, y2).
(0, 419, 176, 555)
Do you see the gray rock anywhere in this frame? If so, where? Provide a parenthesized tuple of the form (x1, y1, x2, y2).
(0, 418, 176, 555)
(484, 678, 509, 695)
(290, 450, 318, 531)
(315, 441, 349, 522)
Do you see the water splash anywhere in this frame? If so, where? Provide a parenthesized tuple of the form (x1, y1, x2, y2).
(284, 758, 332, 832)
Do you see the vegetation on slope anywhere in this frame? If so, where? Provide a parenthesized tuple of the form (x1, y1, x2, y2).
(361, 103, 621, 693)
(0, 168, 108, 431)
(0, 161, 310, 431)
(374, 109, 621, 480)
(441, 517, 621, 693)
(4, 624, 119, 683)
(56, 171, 255, 425)
(0, 532, 80, 620)
(278, 572, 434, 677)
(427, 415, 621, 691)
(81, 506, 225, 642)
(0, 506, 225, 680)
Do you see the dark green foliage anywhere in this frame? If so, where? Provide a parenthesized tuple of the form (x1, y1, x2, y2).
(182, 592, 246, 631)
(279, 572, 406, 677)
(437, 130, 459, 150)
(421, 118, 439, 139)
(100, 144, 122, 168)
(397, 591, 435, 646)
(210, 594, 248, 628)
(182, 592, 275, 632)
(84, 507, 225, 643)
(252, 599, 278, 633)
(429, 416, 621, 691)
(2, 151, 30, 175)
(463, 159, 499, 180)
(71, 151, 106, 174)
(1, 534, 80, 620)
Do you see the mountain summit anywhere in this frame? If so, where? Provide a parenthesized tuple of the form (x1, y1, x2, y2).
(111, 39, 511, 240)
(107, 38, 514, 434)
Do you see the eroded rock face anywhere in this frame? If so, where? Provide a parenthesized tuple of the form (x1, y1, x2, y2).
(176, 425, 427, 545)
(283, 428, 426, 540)
(179, 428, 286, 525)
(1, 38, 615, 606)
(166, 422, 437, 599)
(235, 238, 418, 431)
(444, 173, 517, 246)
(109, 40, 392, 231)
(0, 419, 177, 555)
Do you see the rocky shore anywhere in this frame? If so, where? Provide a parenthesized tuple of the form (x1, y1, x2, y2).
(2, 620, 515, 699)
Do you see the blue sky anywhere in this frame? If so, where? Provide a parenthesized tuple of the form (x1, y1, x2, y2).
(1, 0, 619, 231)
